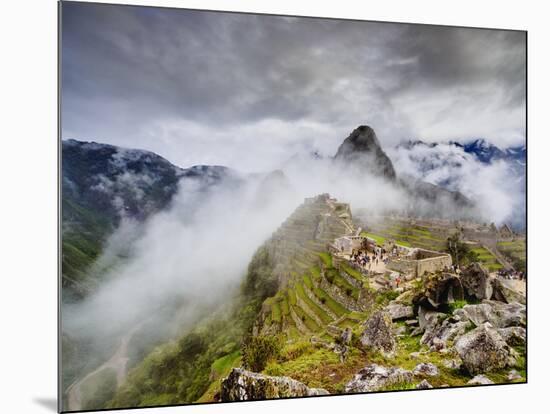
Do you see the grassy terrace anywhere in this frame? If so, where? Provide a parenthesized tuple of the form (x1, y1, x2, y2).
(319, 252, 333, 267)
(311, 286, 348, 317)
(471, 247, 503, 271)
(497, 240, 526, 260)
(294, 282, 333, 324)
(363, 221, 447, 250)
(292, 302, 321, 332)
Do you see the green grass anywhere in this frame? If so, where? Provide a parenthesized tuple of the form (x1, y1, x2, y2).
(311, 286, 348, 317)
(211, 351, 241, 377)
(303, 273, 314, 289)
(361, 232, 386, 245)
(340, 263, 363, 282)
(292, 304, 321, 332)
(271, 301, 281, 323)
(319, 252, 333, 267)
(329, 271, 359, 300)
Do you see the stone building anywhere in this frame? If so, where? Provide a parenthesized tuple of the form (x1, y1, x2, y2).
(387, 248, 452, 279)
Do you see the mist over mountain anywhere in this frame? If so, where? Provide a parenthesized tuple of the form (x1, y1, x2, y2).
(387, 138, 526, 229)
(62, 139, 241, 301)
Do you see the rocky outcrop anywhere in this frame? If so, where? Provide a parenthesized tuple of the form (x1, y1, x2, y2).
(459, 300, 526, 329)
(220, 368, 328, 401)
(413, 273, 464, 309)
(345, 364, 412, 393)
(360, 311, 396, 356)
(385, 303, 414, 321)
(334, 126, 396, 181)
(454, 323, 516, 375)
(461, 263, 493, 300)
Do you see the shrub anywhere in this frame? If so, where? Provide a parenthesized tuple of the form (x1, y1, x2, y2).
(242, 335, 281, 372)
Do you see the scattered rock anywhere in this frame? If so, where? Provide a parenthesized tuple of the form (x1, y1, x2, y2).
(461, 262, 493, 300)
(461, 300, 526, 329)
(498, 326, 526, 347)
(418, 307, 447, 332)
(345, 364, 412, 393)
(454, 322, 516, 375)
(467, 375, 494, 385)
(507, 369, 523, 381)
(443, 359, 462, 370)
(360, 311, 396, 356)
(421, 317, 471, 351)
(410, 327, 423, 337)
(405, 319, 418, 326)
(413, 363, 439, 377)
(394, 325, 407, 336)
(416, 379, 433, 389)
(220, 368, 328, 401)
(341, 327, 353, 345)
(385, 303, 414, 320)
(410, 352, 421, 359)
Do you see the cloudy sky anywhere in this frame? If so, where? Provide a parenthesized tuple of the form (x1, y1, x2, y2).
(61, 1, 526, 173)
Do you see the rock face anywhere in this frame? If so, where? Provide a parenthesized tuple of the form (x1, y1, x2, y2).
(345, 364, 413, 393)
(461, 263, 493, 300)
(454, 322, 516, 375)
(334, 126, 396, 181)
(220, 368, 328, 401)
(385, 303, 414, 321)
(360, 311, 396, 356)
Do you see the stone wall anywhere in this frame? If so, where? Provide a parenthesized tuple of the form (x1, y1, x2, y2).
(387, 250, 452, 278)
(416, 254, 452, 276)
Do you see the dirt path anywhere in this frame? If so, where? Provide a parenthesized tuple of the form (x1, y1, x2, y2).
(66, 323, 143, 411)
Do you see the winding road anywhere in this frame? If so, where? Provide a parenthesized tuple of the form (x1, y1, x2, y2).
(66, 323, 143, 411)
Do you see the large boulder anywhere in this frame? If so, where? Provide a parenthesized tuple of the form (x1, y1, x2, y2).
(454, 322, 516, 375)
(492, 278, 526, 305)
(360, 311, 396, 356)
(461, 262, 493, 300)
(345, 364, 413, 393)
(413, 273, 464, 309)
(385, 303, 414, 321)
(459, 300, 526, 329)
(220, 368, 328, 401)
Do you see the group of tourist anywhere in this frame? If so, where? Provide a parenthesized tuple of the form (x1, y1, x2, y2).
(350, 248, 389, 270)
(497, 268, 526, 281)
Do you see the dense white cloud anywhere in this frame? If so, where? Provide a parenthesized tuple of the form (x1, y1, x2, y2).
(61, 2, 526, 172)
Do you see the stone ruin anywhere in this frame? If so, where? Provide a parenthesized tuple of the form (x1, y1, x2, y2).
(387, 248, 452, 279)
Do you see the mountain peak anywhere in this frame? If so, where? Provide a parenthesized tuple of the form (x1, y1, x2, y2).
(334, 125, 396, 180)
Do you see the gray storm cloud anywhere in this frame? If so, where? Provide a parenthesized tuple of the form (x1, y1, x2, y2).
(61, 2, 525, 173)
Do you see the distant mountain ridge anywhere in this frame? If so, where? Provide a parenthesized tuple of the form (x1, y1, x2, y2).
(61, 139, 237, 301)
(398, 138, 526, 165)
